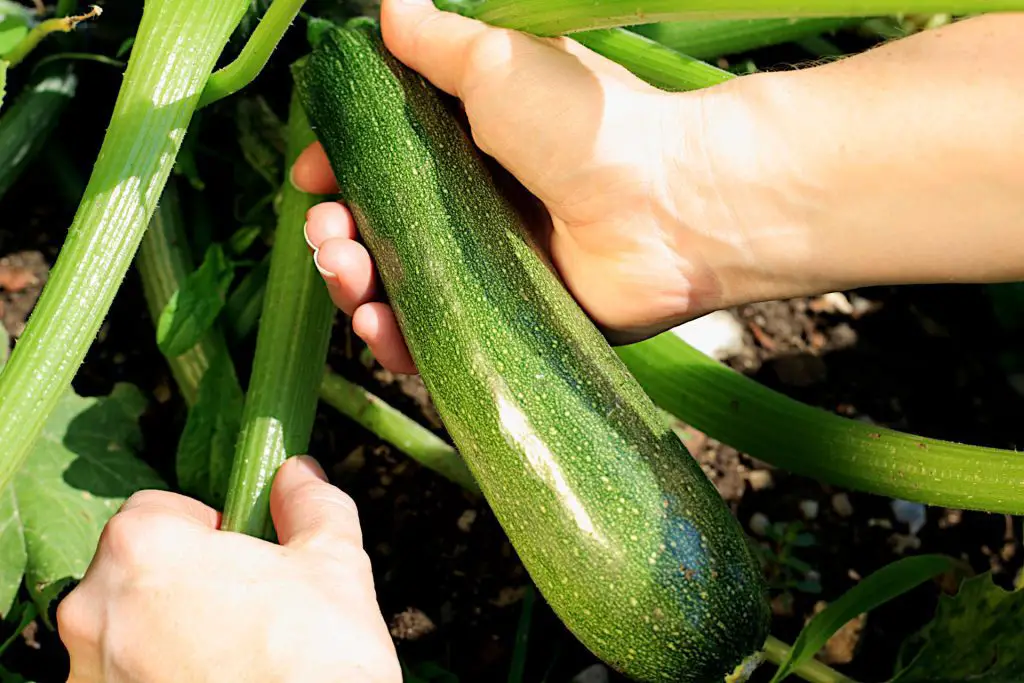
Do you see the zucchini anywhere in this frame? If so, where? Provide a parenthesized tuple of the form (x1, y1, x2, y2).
(296, 21, 769, 683)
(0, 62, 76, 201)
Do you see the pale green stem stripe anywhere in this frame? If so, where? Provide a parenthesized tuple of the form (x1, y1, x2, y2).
(0, 0, 249, 495)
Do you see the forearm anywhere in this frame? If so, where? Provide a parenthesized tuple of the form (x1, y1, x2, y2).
(693, 13, 1024, 301)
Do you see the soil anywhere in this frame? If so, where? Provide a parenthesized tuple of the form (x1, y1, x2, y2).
(2, 19, 1023, 683)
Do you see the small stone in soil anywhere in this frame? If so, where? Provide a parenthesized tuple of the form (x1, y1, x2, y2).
(457, 509, 477, 533)
(746, 469, 773, 491)
(389, 607, 436, 641)
(670, 310, 746, 361)
(571, 664, 610, 683)
(749, 512, 770, 536)
(831, 493, 854, 517)
(799, 499, 820, 520)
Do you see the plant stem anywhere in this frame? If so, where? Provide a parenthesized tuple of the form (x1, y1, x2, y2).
(572, 29, 733, 91)
(2, 5, 101, 67)
(0, 0, 249, 495)
(199, 0, 306, 109)
(319, 373, 478, 493)
(220, 89, 335, 537)
(763, 636, 858, 683)
(440, 0, 1024, 34)
(617, 333, 1024, 514)
(631, 17, 862, 60)
(136, 181, 232, 408)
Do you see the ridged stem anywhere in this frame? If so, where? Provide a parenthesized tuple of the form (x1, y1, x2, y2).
(0, 0, 249, 495)
(572, 29, 733, 91)
(440, 0, 1024, 34)
(631, 18, 863, 59)
(199, 0, 306, 109)
(220, 90, 335, 537)
(319, 373, 478, 493)
(617, 333, 1024, 514)
(762, 636, 858, 683)
(136, 182, 232, 408)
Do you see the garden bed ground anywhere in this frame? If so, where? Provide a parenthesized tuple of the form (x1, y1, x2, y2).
(3, 190, 1022, 681)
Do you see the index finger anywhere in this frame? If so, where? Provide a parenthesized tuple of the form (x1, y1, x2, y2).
(291, 142, 341, 195)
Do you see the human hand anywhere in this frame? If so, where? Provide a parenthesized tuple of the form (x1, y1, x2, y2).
(292, 0, 776, 374)
(58, 457, 400, 683)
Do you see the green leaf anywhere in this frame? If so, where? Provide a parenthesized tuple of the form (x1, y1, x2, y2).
(236, 96, 286, 187)
(0, 59, 7, 110)
(402, 661, 460, 683)
(157, 244, 235, 358)
(893, 572, 1024, 681)
(0, 664, 32, 683)
(176, 348, 243, 508)
(0, 16, 28, 56)
(0, 384, 166, 616)
(0, 601, 35, 656)
(770, 554, 953, 683)
(228, 224, 262, 256)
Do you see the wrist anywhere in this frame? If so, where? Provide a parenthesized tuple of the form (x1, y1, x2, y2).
(659, 72, 843, 317)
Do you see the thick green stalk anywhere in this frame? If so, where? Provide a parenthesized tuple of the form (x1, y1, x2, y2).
(0, 62, 77, 202)
(199, 0, 306, 109)
(319, 373, 478, 493)
(572, 29, 733, 91)
(136, 182, 232, 408)
(631, 18, 862, 59)
(0, 0, 249, 495)
(617, 333, 1024, 514)
(762, 637, 857, 683)
(437, 0, 736, 91)
(221, 90, 335, 537)
(440, 0, 1024, 34)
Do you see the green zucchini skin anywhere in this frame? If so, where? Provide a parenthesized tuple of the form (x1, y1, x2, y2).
(0, 62, 77, 202)
(296, 22, 769, 683)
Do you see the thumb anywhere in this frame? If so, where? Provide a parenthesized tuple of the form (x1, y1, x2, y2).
(270, 456, 364, 552)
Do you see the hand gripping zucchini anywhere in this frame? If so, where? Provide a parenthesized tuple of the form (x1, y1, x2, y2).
(296, 20, 770, 683)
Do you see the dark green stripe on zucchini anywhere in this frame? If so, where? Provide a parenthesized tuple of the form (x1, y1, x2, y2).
(295, 21, 769, 683)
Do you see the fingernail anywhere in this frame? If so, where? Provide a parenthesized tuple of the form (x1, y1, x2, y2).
(313, 249, 338, 283)
(303, 222, 316, 252)
(288, 163, 301, 190)
(294, 455, 327, 482)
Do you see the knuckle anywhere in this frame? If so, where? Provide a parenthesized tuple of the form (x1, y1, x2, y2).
(99, 509, 174, 569)
(56, 590, 94, 646)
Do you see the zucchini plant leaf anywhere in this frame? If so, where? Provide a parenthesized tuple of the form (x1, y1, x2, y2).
(0, 383, 166, 617)
(0, 664, 32, 683)
(769, 554, 953, 683)
(0, 601, 35, 656)
(0, 16, 28, 56)
(892, 572, 1024, 682)
(0, 60, 6, 111)
(176, 348, 243, 509)
(157, 244, 236, 358)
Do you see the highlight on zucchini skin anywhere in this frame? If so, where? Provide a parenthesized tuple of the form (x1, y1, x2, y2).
(296, 21, 770, 683)
(0, 0, 250, 495)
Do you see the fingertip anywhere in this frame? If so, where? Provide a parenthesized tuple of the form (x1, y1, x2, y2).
(353, 303, 419, 375)
(291, 142, 340, 195)
(315, 238, 377, 315)
(305, 201, 357, 250)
